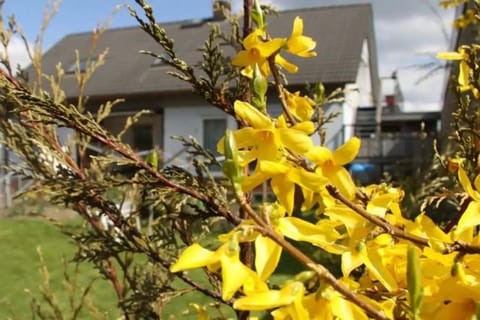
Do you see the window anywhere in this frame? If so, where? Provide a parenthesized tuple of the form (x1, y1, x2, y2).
(203, 118, 227, 160)
(66, 59, 96, 74)
(133, 125, 153, 151)
(151, 53, 171, 67)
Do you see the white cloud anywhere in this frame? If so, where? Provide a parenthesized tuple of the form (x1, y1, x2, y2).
(398, 68, 446, 111)
(0, 36, 31, 71)
(231, 0, 456, 111)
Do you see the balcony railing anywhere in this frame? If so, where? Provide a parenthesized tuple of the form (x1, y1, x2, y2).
(342, 124, 437, 161)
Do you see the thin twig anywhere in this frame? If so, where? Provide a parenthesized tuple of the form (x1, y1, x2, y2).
(326, 184, 480, 255)
(268, 56, 296, 125)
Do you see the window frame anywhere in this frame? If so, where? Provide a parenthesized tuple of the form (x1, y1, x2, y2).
(132, 124, 154, 152)
(202, 117, 228, 172)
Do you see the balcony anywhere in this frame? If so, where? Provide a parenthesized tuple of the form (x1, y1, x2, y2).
(343, 124, 438, 184)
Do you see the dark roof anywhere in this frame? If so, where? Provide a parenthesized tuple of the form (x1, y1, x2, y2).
(37, 4, 376, 99)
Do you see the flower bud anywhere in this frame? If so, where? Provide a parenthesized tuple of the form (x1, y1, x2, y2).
(250, 64, 268, 112)
(222, 130, 242, 186)
(145, 148, 159, 170)
(294, 270, 316, 283)
(314, 81, 325, 105)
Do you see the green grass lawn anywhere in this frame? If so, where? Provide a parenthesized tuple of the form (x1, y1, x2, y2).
(0, 218, 119, 319)
(0, 217, 340, 319)
(0, 218, 239, 319)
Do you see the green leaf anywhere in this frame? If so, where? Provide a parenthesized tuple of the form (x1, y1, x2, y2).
(251, 0, 265, 29)
(407, 246, 423, 319)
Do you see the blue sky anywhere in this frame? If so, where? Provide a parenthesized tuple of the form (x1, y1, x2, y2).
(2, 0, 456, 111)
(4, 1, 217, 49)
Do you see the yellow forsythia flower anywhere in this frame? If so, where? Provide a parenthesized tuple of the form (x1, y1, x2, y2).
(231, 29, 286, 77)
(306, 137, 361, 199)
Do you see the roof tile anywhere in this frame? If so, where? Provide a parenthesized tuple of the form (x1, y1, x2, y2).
(36, 4, 375, 98)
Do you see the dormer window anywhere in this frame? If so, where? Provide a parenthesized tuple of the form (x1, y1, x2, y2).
(66, 59, 96, 74)
(151, 54, 170, 67)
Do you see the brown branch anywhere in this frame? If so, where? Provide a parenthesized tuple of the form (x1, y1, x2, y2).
(243, 0, 252, 38)
(105, 259, 125, 301)
(238, 5, 254, 319)
(267, 56, 296, 125)
(236, 193, 389, 320)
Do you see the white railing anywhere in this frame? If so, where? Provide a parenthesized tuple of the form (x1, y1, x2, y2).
(0, 145, 194, 209)
(0, 172, 34, 208)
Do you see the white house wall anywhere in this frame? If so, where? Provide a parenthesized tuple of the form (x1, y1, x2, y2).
(163, 105, 236, 169)
(102, 112, 162, 151)
(323, 102, 344, 150)
(356, 40, 374, 108)
(343, 39, 375, 142)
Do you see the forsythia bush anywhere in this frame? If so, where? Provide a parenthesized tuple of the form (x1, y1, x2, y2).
(2, 0, 480, 319)
(170, 2, 480, 320)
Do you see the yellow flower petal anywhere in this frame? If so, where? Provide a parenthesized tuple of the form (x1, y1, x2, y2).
(432, 300, 476, 320)
(287, 94, 315, 121)
(217, 127, 257, 154)
(271, 174, 296, 214)
(342, 249, 364, 277)
(234, 100, 272, 129)
(417, 214, 450, 243)
(458, 166, 480, 201)
(221, 253, 253, 300)
(170, 243, 216, 272)
(362, 246, 398, 292)
(288, 167, 327, 192)
(277, 127, 313, 155)
(231, 50, 256, 67)
(306, 146, 332, 164)
(255, 235, 283, 280)
(436, 51, 464, 60)
(324, 205, 364, 235)
(242, 272, 269, 296)
(288, 36, 317, 57)
(332, 137, 361, 166)
(278, 217, 343, 252)
(240, 64, 254, 78)
(324, 166, 356, 200)
(367, 193, 398, 217)
(259, 160, 289, 175)
(331, 296, 369, 320)
(243, 29, 264, 49)
(459, 60, 470, 87)
(256, 37, 287, 58)
(291, 16, 303, 38)
(242, 170, 270, 192)
(258, 60, 271, 77)
(287, 16, 316, 57)
(291, 121, 315, 134)
(457, 201, 480, 233)
(474, 174, 480, 193)
(256, 132, 282, 161)
(275, 54, 298, 73)
(233, 290, 294, 311)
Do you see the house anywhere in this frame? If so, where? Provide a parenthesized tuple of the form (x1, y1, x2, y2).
(348, 74, 441, 184)
(27, 2, 381, 171)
